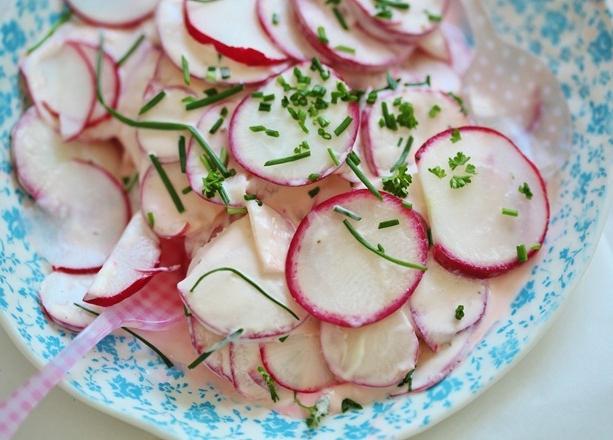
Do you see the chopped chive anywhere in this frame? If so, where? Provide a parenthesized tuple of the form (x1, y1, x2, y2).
(333, 116, 353, 136)
(204, 87, 218, 96)
(455, 305, 465, 320)
(252, 91, 264, 98)
(264, 151, 310, 166)
(227, 206, 248, 216)
(343, 219, 427, 270)
(244, 193, 262, 206)
(190, 267, 300, 320)
(220, 107, 229, 117)
(426, 11, 442, 22)
(308, 187, 321, 198)
(428, 104, 442, 118)
(220, 66, 231, 80)
(263, 93, 275, 102)
(402, 201, 413, 210)
(377, 243, 385, 252)
(397, 369, 415, 391)
(26, 10, 73, 55)
(146, 211, 155, 228)
(182, 186, 192, 194)
(181, 55, 191, 85)
(390, 136, 414, 172)
(259, 102, 272, 112)
(427, 227, 433, 247)
(333, 205, 362, 221)
(279, 335, 289, 342)
(272, 12, 280, 25)
(138, 90, 167, 115)
(446, 92, 467, 115)
(530, 243, 542, 251)
(327, 148, 340, 166)
(183, 304, 192, 317)
(122, 173, 139, 192)
(346, 154, 382, 200)
(405, 75, 431, 87)
(348, 151, 361, 165)
(149, 154, 185, 213)
(116, 34, 145, 66)
(185, 84, 245, 110)
(516, 244, 528, 263)
(502, 208, 519, 217)
(308, 173, 320, 181)
(367, 90, 378, 105)
(332, 7, 349, 30)
(209, 117, 224, 134)
(188, 328, 244, 369)
(386, 71, 399, 90)
(378, 219, 400, 229)
(334, 45, 355, 54)
(518, 182, 533, 200)
(341, 398, 363, 413)
(317, 26, 329, 44)
(206, 66, 217, 82)
(310, 57, 330, 80)
(266, 129, 280, 137)
(397, 137, 404, 147)
(257, 366, 280, 402)
(250, 125, 265, 132)
(178, 136, 187, 173)
(220, 146, 229, 167)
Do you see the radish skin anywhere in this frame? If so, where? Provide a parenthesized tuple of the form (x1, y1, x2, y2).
(66, 0, 158, 28)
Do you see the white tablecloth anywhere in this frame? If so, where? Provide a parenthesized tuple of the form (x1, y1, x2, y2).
(2, 212, 612, 440)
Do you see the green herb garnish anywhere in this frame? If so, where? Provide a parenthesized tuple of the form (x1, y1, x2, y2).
(138, 90, 167, 115)
(455, 305, 465, 320)
(334, 205, 362, 221)
(382, 164, 412, 198)
(501, 208, 519, 217)
(518, 182, 533, 200)
(186, 84, 245, 111)
(187, 328, 244, 369)
(257, 366, 280, 402)
(378, 219, 400, 229)
(397, 368, 415, 392)
(516, 244, 528, 263)
(149, 154, 185, 213)
(341, 398, 363, 413)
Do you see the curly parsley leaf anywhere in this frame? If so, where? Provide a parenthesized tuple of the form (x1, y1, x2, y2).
(382, 164, 413, 198)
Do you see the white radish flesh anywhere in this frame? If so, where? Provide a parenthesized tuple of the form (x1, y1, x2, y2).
(398, 52, 461, 93)
(187, 316, 234, 383)
(246, 201, 295, 273)
(66, 0, 158, 28)
(286, 190, 428, 327)
(40, 272, 101, 331)
(418, 28, 451, 63)
(179, 218, 307, 339)
(36, 160, 129, 271)
(185, 0, 288, 66)
(84, 214, 161, 306)
(416, 127, 549, 278)
(260, 320, 336, 392)
(230, 343, 269, 400)
(320, 309, 419, 387)
(229, 63, 358, 186)
(140, 162, 224, 238)
(409, 260, 488, 351)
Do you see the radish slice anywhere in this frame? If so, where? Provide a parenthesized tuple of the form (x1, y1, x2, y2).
(36, 160, 129, 271)
(415, 127, 549, 278)
(187, 315, 234, 383)
(246, 200, 295, 274)
(362, 89, 468, 175)
(392, 329, 473, 394)
(157, 0, 289, 85)
(140, 162, 224, 238)
(136, 87, 199, 161)
(185, 0, 288, 66)
(66, 0, 158, 28)
(418, 28, 451, 63)
(229, 62, 359, 186)
(398, 53, 461, 93)
(84, 214, 161, 306)
(178, 217, 307, 339)
(409, 260, 488, 351)
(230, 343, 269, 400)
(260, 319, 336, 392)
(320, 309, 419, 387)
(40, 272, 101, 331)
(286, 189, 428, 327)
(11, 107, 122, 198)
(256, 0, 317, 61)
(293, 0, 410, 71)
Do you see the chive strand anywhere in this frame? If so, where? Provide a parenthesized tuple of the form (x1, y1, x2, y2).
(26, 10, 72, 55)
(346, 155, 382, 200)
(390, 136, 413, 172)
(178, 136, 187, 173)
(138, 90, 167, 115)
(264, 151, 310, 166)
(117, 34, 145, 66)
(149, 154, 185, 213)
(187, 328, 244, 369)
(185, 84, 245, 111)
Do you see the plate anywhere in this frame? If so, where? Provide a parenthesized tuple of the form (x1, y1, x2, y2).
(0, 0, 611, 438)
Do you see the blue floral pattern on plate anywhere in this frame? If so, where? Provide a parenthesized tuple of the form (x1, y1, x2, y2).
(0, 0, 611, 438)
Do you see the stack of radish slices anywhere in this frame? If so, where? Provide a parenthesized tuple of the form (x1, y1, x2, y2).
(14, 0, 550, 417)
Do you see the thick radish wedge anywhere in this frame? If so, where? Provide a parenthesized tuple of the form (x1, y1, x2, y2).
(286, 189, 428, 327)
(416, 127, 549, 278)
(187, 315, 234, 383)
(246, 201, 295, 274)
(178, 218, 307, 339)
(40, 272, 101, 332)
(362, 89, 468, 175)
(409, 260, 488, 351)
(140, 162, 224, 238)
(256, 0, 317, 61)
(320, 309, 419, 387)
(230, 343, 269, 400)
(11, 107, 123, 198)
(260, 319, 336, 392)
(84, 214, 161, 306)
(157, 0, 289, 84)
(66, 0, 158, 28)
(293, 0, 410, 71)
(229, 62, 358, 186)
(184, 0, 288, 66)
(36, 160, 129, 272)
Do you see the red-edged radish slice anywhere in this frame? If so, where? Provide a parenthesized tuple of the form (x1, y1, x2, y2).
(320, 309, 419, 387)
(84, 214, 161, 306)
(229, 63, 359, 186)
(392, 329, 473, 395)
(246, 200, 295, 274)
(136, 87, 199, 161)
(157, 0, 289, 85)
(11, 107, 123, 198)
(184, 0, 289, 66)
(66, 0, 158, 28)
(293, 0, 410, 72)
(362, 89, 468, 176)
(286, 190, 428, 327)
(418, 28, 451, 63)
(36, 160, 129, 272)
(21, 42, 94, 140)
(178, 217, 307, 339)
(187, 315, 234, 383)
(398, 52, 461, 93)
(256, 0, 317, 61)
(230, 343, 269, 400)
(186, 97, 249, 206)
(260, 319, 336, 392)
(416, 127, 549, 278)
(409, 260, 488, 351)
(140, 162, 224, 238)
(40, 272, 101, 331)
